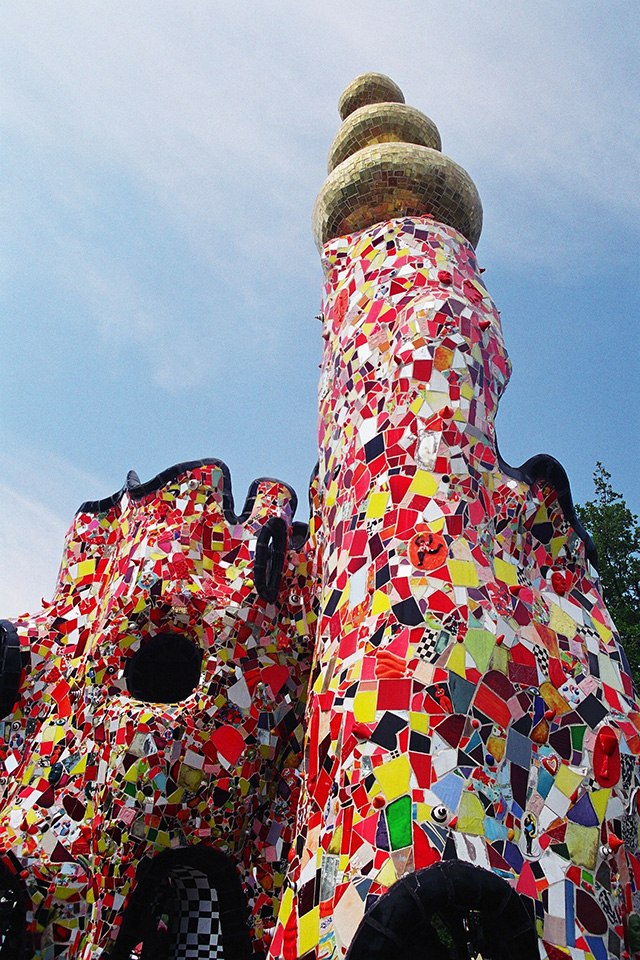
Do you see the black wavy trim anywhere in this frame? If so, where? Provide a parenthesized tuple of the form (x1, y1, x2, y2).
(77, 458, 298, 524)
(497, 448, 598, 569)
(254, 517, 288, 603)
(0, 621, 24, 721)
(74, 452, 595, 567)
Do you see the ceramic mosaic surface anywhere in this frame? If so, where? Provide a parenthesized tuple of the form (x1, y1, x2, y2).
(313, 73, 482, 251)
(270, 75, 640, 960)
(0, 462, 316, 958)
(0, 71, 638, 960)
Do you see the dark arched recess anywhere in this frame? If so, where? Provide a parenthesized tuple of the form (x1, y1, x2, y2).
(0, 855, 28, 959)
(110, 846, 253, 960)
(346, 861, 538, 960)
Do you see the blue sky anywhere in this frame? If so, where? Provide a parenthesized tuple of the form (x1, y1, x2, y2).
(1, 1, 638, 615)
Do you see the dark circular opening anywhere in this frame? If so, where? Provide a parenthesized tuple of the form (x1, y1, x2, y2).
(125, 633, 203, 704)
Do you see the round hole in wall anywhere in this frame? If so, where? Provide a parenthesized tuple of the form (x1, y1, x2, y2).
(125, 633, 203, 704)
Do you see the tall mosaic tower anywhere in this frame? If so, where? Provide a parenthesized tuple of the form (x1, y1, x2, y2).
(269, 74, 640, 960)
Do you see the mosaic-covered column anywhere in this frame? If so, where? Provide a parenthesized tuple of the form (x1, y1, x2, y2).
(271, 74, 640, 960)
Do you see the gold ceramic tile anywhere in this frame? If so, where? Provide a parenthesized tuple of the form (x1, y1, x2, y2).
(338, 72, 404, 120)
(313, 142, 483, 250)
(328, 102, 442, 173)
(315, 73, 483, 249)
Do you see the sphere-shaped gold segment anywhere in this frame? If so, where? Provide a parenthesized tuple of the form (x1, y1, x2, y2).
(338, 72, 405, 120)
(328, 102, 442, 173)
(313, 142, 483, 251)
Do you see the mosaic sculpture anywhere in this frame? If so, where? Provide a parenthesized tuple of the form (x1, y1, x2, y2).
(0, 73, 638, 960)
(0, 465, 317, 957)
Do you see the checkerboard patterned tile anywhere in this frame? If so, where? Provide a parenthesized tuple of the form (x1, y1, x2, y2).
(171, 867, 223, 960)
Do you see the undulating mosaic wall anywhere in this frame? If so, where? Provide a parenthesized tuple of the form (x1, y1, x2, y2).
(0, 73, 638, 960)
(0, 464, 316, 958)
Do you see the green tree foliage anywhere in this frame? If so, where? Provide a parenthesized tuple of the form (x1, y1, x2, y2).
(577, 463, 640, 688)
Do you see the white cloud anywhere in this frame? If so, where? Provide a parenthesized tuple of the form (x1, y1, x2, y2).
(0, 484, 67, 618)
(0, 432, 113, 617)
(0, 430, 109, 521)
(2, 0, 635, 395)
(2, 1, 636, 249)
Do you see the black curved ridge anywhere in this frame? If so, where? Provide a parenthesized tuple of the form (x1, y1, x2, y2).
(77, 458, 298, 526)
(75, 451, 596, 569)
(0, 621, 24, 720)
(497, 449, 598, 569)
(346, 860, 538, 960)
(254, 517, 288, 603)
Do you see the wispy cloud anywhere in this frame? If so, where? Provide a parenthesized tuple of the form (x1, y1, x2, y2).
(0, 431, 112, 616)
(3, 1, 636, 261)
(3, 0, 635, 396)
(0, 483, 67, 618)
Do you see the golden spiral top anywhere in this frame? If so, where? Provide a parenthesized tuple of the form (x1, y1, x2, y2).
(328, 102, 442, 173)
(338, 73, 405, 120)
(313, 73, 483, 250)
